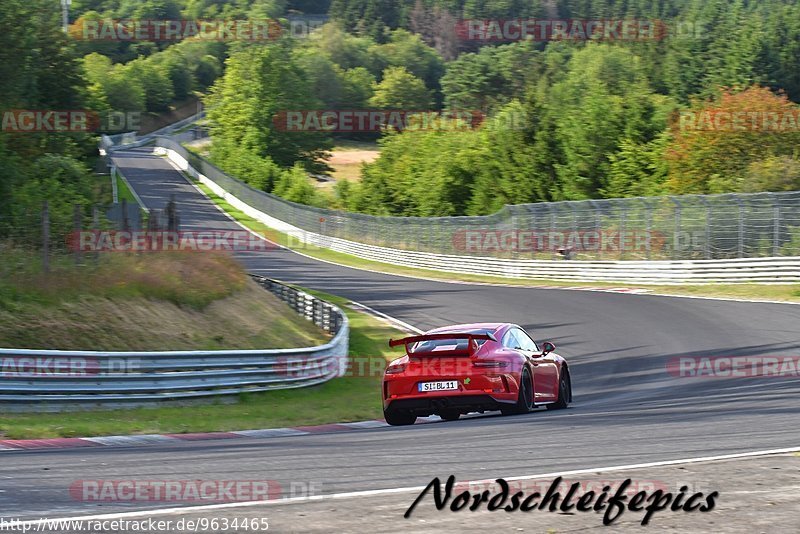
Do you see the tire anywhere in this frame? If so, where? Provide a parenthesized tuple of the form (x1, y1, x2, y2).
(384, 410, 417, 426)
(440, 410, 460, 421)
(502, 367, 533, 415)
(547, 370, 571, 410)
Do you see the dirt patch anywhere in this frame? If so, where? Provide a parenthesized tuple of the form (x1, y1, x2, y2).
(329, 150, 380, 166)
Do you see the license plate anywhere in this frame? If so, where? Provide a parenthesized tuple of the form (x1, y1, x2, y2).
(418, 380, 459, 392)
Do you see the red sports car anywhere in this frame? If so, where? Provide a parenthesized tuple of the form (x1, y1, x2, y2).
(382, 323, 571, 426)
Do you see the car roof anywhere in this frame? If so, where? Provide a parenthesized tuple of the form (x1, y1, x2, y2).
(426, 323, 509, 335)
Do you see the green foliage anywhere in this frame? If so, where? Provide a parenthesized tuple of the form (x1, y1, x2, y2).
(206, 39, 332, 174)
(742, 156, 800, 193)
(353, 126, 481, 216)
(208, 140, 284, 192)
(665, 87, 800, 195)
(605, 135, 670, 198)
(441, 41, 542, 112)
(369, 66, 432, 109)
(369, 29, 444, 92)
(125, 59, 175, 112)
(274, 164, 327, 206)
(7, 0, 800, 224)
(550, 44, 668, 199)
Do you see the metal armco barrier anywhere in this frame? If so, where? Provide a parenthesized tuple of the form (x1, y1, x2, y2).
(152, 137, 800, 262)
(0, 276, 348, 410)
(101, 112, 206, 154)
(155, 140, 800, 283)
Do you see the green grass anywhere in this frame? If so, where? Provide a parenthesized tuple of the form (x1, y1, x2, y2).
(0, 249, 328, 351)
(195, 182, 800, 303)
(0, 249, 246, 310)
(115, 173, 138, 205)
(0, 288, 406, 439)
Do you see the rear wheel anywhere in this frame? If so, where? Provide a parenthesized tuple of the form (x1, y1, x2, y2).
(439, 410, 460, 421)
(547, 370, 571, 410)
(384, 410, 417, 426)
(502, 368, 533, 415)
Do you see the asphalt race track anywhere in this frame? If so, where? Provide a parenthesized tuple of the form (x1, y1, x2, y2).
(2, 147, 799, 527)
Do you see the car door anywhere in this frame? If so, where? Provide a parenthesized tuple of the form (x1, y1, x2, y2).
(517, 328, 558, 401)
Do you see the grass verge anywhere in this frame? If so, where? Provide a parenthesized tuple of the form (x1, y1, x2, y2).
(0, 249, 327, 350)
(0, 288, 405, 439)
(195, 182, 800, 303)
(115, 173, 138, 205)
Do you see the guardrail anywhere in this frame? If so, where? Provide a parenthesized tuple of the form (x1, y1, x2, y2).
(0, 276, 348, 411)
(155, 139, 800, 284)
(101, 112, 205, 154)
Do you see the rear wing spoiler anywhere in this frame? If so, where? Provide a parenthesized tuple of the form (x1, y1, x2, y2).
(389, 332, 497, 357)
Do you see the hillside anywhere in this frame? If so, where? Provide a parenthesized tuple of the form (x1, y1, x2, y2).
(0, 251, 328, 351)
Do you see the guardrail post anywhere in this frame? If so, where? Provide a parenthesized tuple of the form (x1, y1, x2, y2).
(669, 197, 681, 260)
(734, 195, 745, 258)
(642, 199, 653, 260)
(110, 164, 118, 204)
(588, 200, 600, 259)
(699, 197, 711, 260)
(570, 203, 578, 259)
(549, 205, 556, 260)
(769, 192, 780, 257)
(618, 202, 627, 260)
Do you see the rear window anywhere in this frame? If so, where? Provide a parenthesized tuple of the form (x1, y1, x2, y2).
(409, 329, 494, 354)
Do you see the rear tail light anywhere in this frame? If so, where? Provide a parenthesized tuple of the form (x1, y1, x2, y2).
(385, 356, 408, 375)
(473, 361, 508, 368)
(385, 363, 407, 374)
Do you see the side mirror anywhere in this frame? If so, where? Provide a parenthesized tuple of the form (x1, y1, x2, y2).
(541, 342, 555, 356)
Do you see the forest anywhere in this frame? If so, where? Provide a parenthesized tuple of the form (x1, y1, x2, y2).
(1, 0, 799, 226)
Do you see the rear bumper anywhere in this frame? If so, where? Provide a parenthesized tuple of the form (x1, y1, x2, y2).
(384, 394, 512, 416)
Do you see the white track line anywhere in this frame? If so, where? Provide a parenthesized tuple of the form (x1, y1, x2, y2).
(347, 301, 424, 334)
(15, 446, 800, 526)
(81, 435, 178, 447)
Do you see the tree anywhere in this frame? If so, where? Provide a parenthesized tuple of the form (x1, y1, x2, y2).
(368, 29, 444, 92)
(0, 0, 91, 220)
(441, 41, 542, 113)
(82, 54, 146, 113)
(125, 59, 174, 112)
(356, 126, 482, 216)
(274, 164, 326, 206)
(550, 44, 667, 199)
(206, 39, 331, 175)
(340, 67, 375, 108)
(328, 0, 403, 42)
(369, 66, 432, 110)
(665, 86, 800, 194)
(605, 135, 670, 198)
(742, 156, 800, 193)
